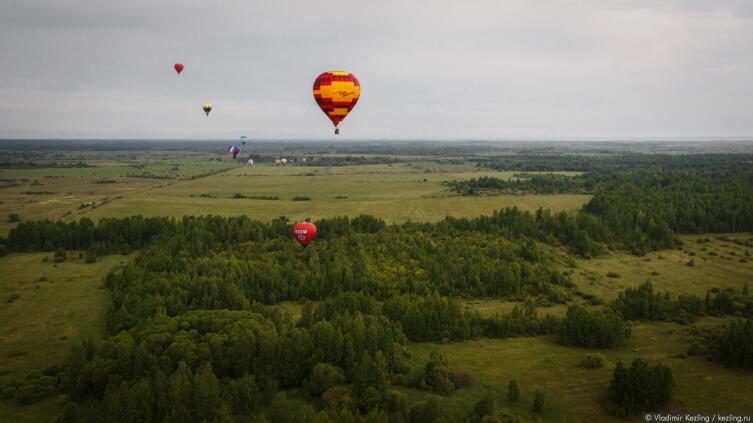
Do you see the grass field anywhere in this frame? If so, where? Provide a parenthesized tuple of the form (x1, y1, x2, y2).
(568, 234, 753, 301)
(0, 161, 234, 235)
(0, 253, 128, 423)
(1, 161, 588, 236)
(81, 163, 589, 224)
(408, 316, 753, 422)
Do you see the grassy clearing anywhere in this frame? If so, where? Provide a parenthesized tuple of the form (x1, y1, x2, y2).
(0, 395, 65, 423)
(566, 234, 753, 301)
(408, 317, 753, 422)
(0, 253, 126, 422)
(0, 253, 126, 373)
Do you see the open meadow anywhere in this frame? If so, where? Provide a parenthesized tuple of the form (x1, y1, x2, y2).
(1, 156, 588, 235)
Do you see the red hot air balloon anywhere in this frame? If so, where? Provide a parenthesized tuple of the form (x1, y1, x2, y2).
(174, 63, 184, 74)
(293, 221, 317, 247)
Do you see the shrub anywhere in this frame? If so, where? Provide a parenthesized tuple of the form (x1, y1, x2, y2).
(506, 380, 520, 403)
(358, 386, 381, 413)
(579, 353, 605, 369)
(532, 391, 545, 412)
(321, 386, 356, 413)
(410, 397, 441, 423)
(84, 248, 97, 264)
(606, 271, 621, 278)
(8, 213, 20, 222)
(54, 248, 67, 263)
(291, 196, 311, 201)
(0, 387, 16, 400)
(448, 371, 473, 389)
(14, 381, 56, 404)
(5, 293, 20, 303)
(303, 363, 345, 396)
(473, 390, 497, 420)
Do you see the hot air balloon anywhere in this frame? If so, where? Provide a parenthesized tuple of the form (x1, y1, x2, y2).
(281, 158, 288, 165)
(313, 71, 360, 135)
(274, 159, 282, 166)
(240, 135, 248, 146)
(228, 145, 241, 159)
(245, 159, 255, 168)
(174, 63, 184, 74)
(203, 103, 213, 116)
(293, 221, 317, 247)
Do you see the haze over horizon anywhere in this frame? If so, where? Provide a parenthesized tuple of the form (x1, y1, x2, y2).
(2, 0, 752, 140)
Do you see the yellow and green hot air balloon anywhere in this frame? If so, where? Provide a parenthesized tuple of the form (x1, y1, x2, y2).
(202, 103, 213, 117)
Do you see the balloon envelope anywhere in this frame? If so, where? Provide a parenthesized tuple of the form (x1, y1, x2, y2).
(203, 103, 212, 116)
(228, 145, 241, 159)
(293, 222, 317, 247)
(174, 63, 184, 74)
(313, 71, 360, 132)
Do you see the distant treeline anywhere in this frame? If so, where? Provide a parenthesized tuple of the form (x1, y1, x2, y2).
(0, 160, 93, 169)
(446, 156, 753, 255)
(297, 156, 400, 166)
(476, 153, 753, 173)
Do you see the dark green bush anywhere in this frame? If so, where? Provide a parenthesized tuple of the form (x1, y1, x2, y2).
(579, 353, 605, 369)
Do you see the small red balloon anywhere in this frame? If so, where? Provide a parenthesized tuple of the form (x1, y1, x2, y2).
(293, 221, 317, 247)
(174, 63, 184, 74)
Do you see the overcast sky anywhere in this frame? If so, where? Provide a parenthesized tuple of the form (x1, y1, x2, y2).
(1, 0, 752, 140)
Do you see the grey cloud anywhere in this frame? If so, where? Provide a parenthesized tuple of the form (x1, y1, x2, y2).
(1, 0, 752, 139)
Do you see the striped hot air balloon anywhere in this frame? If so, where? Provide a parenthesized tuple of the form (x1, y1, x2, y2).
(227, 145, 241, 159)
(313, 71, 360, 135)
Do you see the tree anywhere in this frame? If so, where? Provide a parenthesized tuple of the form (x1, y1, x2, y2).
(353, 352, 387, 395)
(192, 363, 221, 421)
(608, 358, 673, 415)
(558, 305, 629, 348)
(267, 393, 294, 423)
(423, 350, 454, 395)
